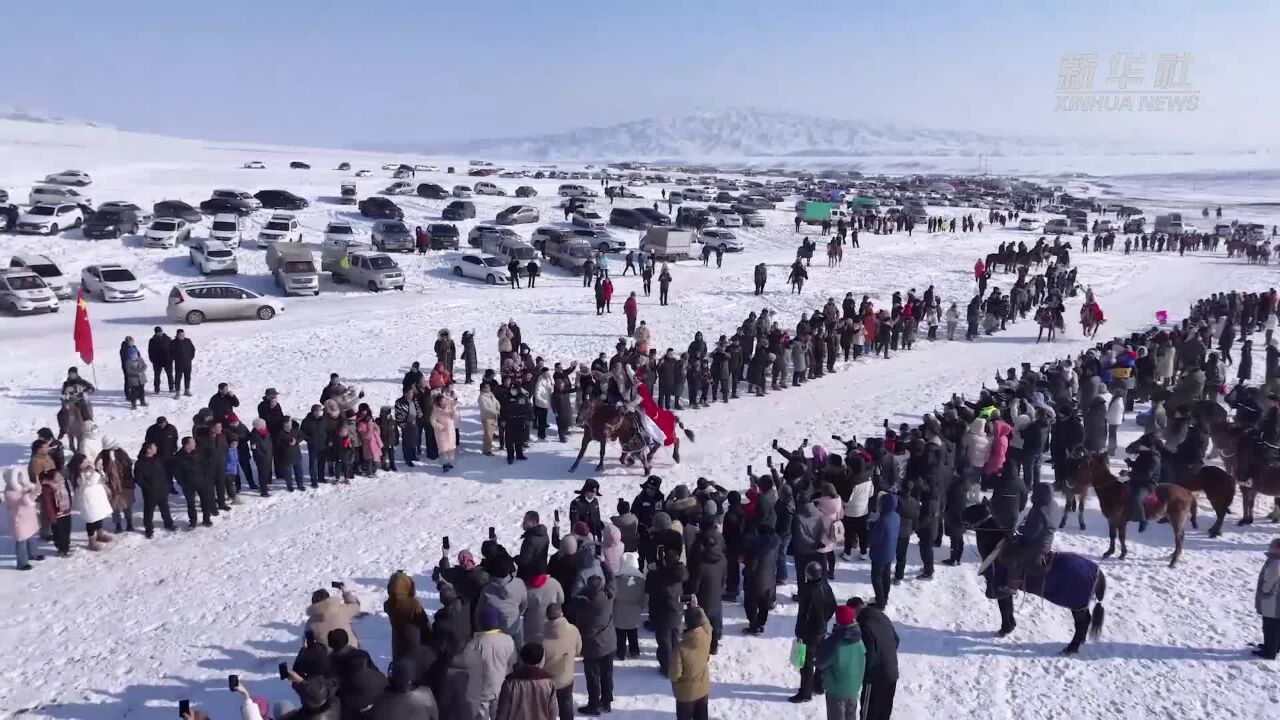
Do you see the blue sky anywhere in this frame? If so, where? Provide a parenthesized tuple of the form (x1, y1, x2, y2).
(1, 0, 1273, 148)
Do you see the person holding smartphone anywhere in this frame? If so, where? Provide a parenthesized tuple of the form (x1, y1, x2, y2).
(304, 585, 361, 650)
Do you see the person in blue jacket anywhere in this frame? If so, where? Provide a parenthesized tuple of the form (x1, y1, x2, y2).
(868, 494, 900, 608)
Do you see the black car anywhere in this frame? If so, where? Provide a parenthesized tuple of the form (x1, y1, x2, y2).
(198, 197, 254, 216)
(254, 189, 309, 210)
(426, 223, 460, 250)
(676, 206, 711, 230)
(635, 207, 671, 225)
(442, 200, 476, 221)
(358, 196, 403, 220)
(515, 186, 537, 198)
(416, 183, 450, 199)
(290, 161, 311, 169)
(82, 208, 141, 239)
(336, 162, 351, 171)
(609, 207, 652, 230)
(152, 200, 202, 224)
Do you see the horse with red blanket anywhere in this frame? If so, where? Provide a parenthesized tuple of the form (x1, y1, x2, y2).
(570, 381, 694, 473)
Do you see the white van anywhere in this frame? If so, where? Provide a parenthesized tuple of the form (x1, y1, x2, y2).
(266, 243, 320, 296)
(557, 183, 596, 198)
(209, 214, 244, 248)
(481, 233, 540, 269)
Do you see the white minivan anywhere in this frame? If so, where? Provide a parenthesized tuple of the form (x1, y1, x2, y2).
(209, 214, 244, 248)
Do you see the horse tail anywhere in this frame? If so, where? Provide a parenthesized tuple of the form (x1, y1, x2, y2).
(676, 418, 695, 442)
(1089, 570, 1106, 640)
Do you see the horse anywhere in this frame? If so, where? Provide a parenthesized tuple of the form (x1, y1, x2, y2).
(961, 500, 1106, 655)
(569, 400, 689, 473)
(1034, 306, 1060, 344)
(1057, 451, 1088, 531)
(1079, 302, 1103, 338)
(1206, 420, 1280, 524)
(1074, 454, 1197, 566)
(57, 397, 88, 454)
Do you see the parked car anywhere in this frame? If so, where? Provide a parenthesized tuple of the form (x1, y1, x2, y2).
(153, 200, 202, 223)
(8, 254, 70, 299)
(257, 214, 302, 247)
(243, 161, 266, 169)
(1043, 218, 1074, 235)
(467, 224, 519, 249)
(571, 227, 625, 254)
(635, 207, 671, 225)
(452, 185, 473, 198)
(737, 209, 765, 227)
(414, 164, 438, 172)
(531, 226, 567, 252)
(474, 181, 506, 196)
(81, 264, 144, 302)
(545, 237, 594, 274)
(211, 188, 262, 210)
(44, 169, 92, 186)
(168, 281, 283, 324)
(324, 221, 359, 244)
(1017, 218, 1041, 232)
(188, 239, 239, 275)
(98, 200, 151, 223)
(254, 189, 309, 210)
(425, 223, 460, 250)
(496, 204, 539, 225)
(707, 205, 742, 228)
(332, 250, 405, 291)
(29, 184, 91, 207)
(290, 161, 311, 170)
(359, 196, 404, 220)
(452, 252, 509, 285)
(266, 244, 320, 296)
(698, 227, 743, 252)
(199, 197, 254, 216)
(144, 217, 193, 248)
(608, 207, 652, 230)
(340, 181, 358, 205)
(0, 269, 59, 314)
(208, 213, 244, 248)
(515, 186, 537, 198)
(382, 181, 415, 195)
(557, 184, 596, 198)
(355, 169, 372, 177)
(417, 183, 450, 199)
(82, 207, 140, 239)
(571, 209, 606, 230)
(372, 219, 414, 252)
(613, 186, 641, 199)
(442, 200, 476, 221)
(480, 233, 540, 270)
(16, 204, 84, 235)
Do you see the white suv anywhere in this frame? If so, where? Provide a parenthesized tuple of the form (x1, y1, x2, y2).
(9, 254, 71, 299)
(189, 239, 239, 275)
(144, 218, 193, 248)
(0, 269, 59, 315)
(209, 214, 243, 247)
(44, 169, 93, 186)
(257, 214, 302, 247)
(16, 204, 84, 235)
(167, 282, 283, 324)
(324, 221, 358, 244)
(29, 184, 91, 207)
(211, 188, 261, 210)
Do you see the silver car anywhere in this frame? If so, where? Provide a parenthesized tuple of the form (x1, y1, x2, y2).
(372, 219, 414, 252)
(335, 251, 405, 291)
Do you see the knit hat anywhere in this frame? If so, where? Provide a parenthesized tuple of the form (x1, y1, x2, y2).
(560, 535, 579, 555)
(478, 606, 502, 631)
(616, 498, 631, 514)
(573, 521, 591, 538)
(650, 511, 673, 533)
(835, 605, 856, 626)
(684, 606, 706, 630)
(546, 603, 564, 620)
(520, 642, 545, 666)
(804, 560, 825, 581)
(458, 549, 477, 570)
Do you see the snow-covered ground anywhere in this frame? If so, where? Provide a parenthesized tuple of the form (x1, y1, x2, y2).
(1, 120, 1278, 720)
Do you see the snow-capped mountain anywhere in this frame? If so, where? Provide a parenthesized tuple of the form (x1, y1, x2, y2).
(416, 109, 1077, 162)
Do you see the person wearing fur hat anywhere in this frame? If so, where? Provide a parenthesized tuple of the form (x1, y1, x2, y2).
(476, 547, 530, 647)
(97, 439, 135, 532)
(689, 519, 727, 654)
(818, 605, 866, 720)
(495, 643, 557, 720)
(570, 479, 604, 543)
(4, 468, 44, 569)
(72, 454, 115, 550)
(670, 604, 713, 720)
(631, 476, 666, 564)
(791, 560, 836, 703)
(611, 499, 639, 554)
(462, 606, 518, 720)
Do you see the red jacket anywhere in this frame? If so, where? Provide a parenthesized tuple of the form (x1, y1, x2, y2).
(974, 261, 986, 279)
(602, 281, 614, 301)
(623, 297, 637, 317)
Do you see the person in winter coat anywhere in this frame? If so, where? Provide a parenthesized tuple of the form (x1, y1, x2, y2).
(849, 598, 899, 720)
(983, 419, 1012, 483)
(376, 407, 400, 471)
(275, 676, 344, 720)
(647, 549, 689, 676)
(517, 512, 551, 581)
(148, 326, 173, 395)
(478, 382, 502, 456)
(432, 393, 460, 472)
(623, 292, 639, 336)
(249, 419, 275, 495)
(688, 522, 727, 654)
(570, 479, 605, 543)
(600, 522, 624, 576)
(742, 524, 780, 633)
(540, 603, 581, 720)
(1000, 483, 1058, 593)
(818, 605, 867, 720)
(868, 494, 900, 608)
(306, 587, 362, 649)
(1105, 387, 1126, 455)
(133, 441, 175, 537)
(571, 575, 617, 715)
(495, 644, 557, 720)
(523, 571, 564, 646)
(475, 553, 529, 648)
(1082, 394, 1108, 455)
(462, 607, 518, 720)
(386, 571, 430, 662)
(460, 331, 479, 384)
(1255, 538, 1280, 660)
(532, 368, 553, 441)
(613, 552, 646, 659)
(432, 583, 473, 662)
(670, 606, 713, 720)
(170, 437, 214, 528)
(123, 347, 149, 409)
(170, 329, 196, 397)
(37, 467, 73, 555)
(815, 485, 843, 577)
(1239, 339, 1255, 383)
(792, 561, 837, 703)
(3, 468, 43, 569)
(74, 457, 115, 550)
(369, 657, 439, 720)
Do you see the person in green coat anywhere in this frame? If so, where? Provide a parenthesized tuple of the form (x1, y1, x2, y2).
(818, 605, 867, 720)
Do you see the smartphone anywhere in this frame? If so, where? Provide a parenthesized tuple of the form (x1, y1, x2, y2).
(278, 662, 289, 680)
(443, 536, 451, 551)
(229, 674, 239, 691)
(178, 700, 190, 718)
(488, 526, 496, 540)
(331, 581, 344, 590)
(553, 510, 560, 523)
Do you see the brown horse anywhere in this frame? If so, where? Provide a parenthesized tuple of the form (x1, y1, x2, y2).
(570, 400, 684, 474)
(1074, 454, 1198, 567)
(1207, 420, 1280, 524)
(1058, 453, 1088, 531)
(1123, 434, 1236, 537)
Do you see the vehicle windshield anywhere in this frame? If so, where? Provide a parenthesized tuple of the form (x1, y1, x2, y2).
(367, 256, 397, 270)
(567, 246, 593, 258)
(101, 269, 135, 282)
(206, 249, 233, 259)
(29, 264, 60, 278)
(381, 222, 408, 233)
(284, 261, 316, 273)
(6, 275, 46, 290)
(513, 247, 536, 260)
(212, 221, 237, 232)
(429, 225, 455, 235)
(152, 220, 177, 231)
(30, 206, 57, 216)
(483, 257, 505, 267)
(265, 221, 291, 232)
(327, 225, 352, 234)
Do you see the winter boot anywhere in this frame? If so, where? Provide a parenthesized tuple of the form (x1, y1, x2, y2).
(88, 537, 102, 551)
(95, 529, 114, 543)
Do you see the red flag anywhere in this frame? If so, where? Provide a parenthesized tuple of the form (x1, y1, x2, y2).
(73, 289, 94, 364)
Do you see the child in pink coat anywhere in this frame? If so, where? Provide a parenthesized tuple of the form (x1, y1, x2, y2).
(3, 468, 44, 569)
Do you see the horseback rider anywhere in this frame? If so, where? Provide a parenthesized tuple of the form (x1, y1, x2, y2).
(1123, 433, 1164, 532)
(999, 483, 1057, 594)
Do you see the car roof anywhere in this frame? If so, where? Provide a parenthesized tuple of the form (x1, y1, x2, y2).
(326, 221, 354, 228)
(213, 188, 247, 194)
(268, 213, 296, 220)
(12, 253, 55, 264)
(350, 250, 391, 258)
(175, 280, 244, 289)
(90, 263, 129, 271)
(462, 252, 498, 260)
